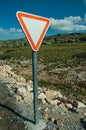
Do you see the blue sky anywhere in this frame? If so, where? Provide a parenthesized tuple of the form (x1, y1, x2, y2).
(0, 0, 86, 40)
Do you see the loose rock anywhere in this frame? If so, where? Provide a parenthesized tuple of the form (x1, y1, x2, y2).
(17, 87, 27, 97)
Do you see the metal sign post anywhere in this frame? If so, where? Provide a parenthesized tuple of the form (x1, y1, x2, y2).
(32, 51, 39, 124)
(16, 11, 50, 125)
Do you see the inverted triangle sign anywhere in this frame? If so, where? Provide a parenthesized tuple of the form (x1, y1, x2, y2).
(16, 11, 50, 51)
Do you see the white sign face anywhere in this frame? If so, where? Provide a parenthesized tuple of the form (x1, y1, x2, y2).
(22, 17, 47, 45)
(16, 11, 50, 51)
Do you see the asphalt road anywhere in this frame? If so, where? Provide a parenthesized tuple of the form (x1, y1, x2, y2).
(0, 80, 27, 130)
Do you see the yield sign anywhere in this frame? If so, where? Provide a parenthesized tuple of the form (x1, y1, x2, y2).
(16, 11, 50, 51)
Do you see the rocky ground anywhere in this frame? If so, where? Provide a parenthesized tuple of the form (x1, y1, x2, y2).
(6, 58, 86, 102)
(0, 64, 86, 130)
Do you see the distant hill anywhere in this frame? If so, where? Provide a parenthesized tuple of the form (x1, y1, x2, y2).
(44, 33, 86, 44)
(0, 38, 28, 48)
(0, 33, 86, 47)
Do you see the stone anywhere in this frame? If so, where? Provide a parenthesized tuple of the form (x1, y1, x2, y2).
(26, 84, 33, 92)
(60, 112, 66, 115)
(27, 80, 33, 91)
(45, 90, 63, 103)
(83, 112, 86, 117)
(7, 84, 13, 90)
(9, 89, 17, 96)
(42, 99, 46, 104)
(38, 87, 42, 91)
(59, 103, 67, 112)
(56, 91, 63, 98)
(24, 93, 33, 103)
(44, 113, 49, 119)
(16, 82, 26, 87)
(45, 98, 51, 104)
(19, 60, 29, 67)
(72, 100, 86, 108)
(38, 107, 41, 110)
(6, 69, 12, 75)
(45, 90, 55, 101)
(77, 72, 86, 82)
(9, 71, 16, 77)
(65, 103, 73, 109)
(50, 117, 55, 122)
(72, 100, 78, 108)
(38, 93, 46, 104)
(38, 87, 42, 94)
(27, 80, 33, 87)
(42, 88, 48, 93)
(38, 93, 46, 99)
(5, 65, 12, 71)
(44, 108, 48, 112)
(17, 87, 27, 97)
(77, 101, 86, 108)
(14, 94, 23, 102)
(16, 76, 26, 83)
(50, 99, 60, 106)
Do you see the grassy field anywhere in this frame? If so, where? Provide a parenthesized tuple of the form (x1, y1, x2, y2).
(0, 43, 86, 61)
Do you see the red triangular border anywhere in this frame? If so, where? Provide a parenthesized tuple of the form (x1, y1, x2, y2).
(16, 11, 50, 51)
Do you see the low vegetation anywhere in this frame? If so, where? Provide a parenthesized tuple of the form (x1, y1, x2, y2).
(0, 43, 86, 61)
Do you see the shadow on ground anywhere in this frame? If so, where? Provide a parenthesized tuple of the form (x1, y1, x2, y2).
(0, 103, 35, 124)
(80, 118, 86, 129)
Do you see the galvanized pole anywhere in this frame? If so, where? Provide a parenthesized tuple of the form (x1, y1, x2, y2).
(32, 50, 39, 124)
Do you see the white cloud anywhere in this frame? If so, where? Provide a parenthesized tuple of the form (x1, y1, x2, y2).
(50, 15, 86, 33)
(65, 16, 82, 24)
(16, 29, 22, 33)
(0, 28, 24, 40)
(73, 24, 86, 31)
(9, 28, 22, 33)
(0, 28, 22, 33)
(9, 28, 16, 33)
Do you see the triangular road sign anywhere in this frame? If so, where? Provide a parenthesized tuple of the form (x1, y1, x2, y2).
(16, 11, 50, 51)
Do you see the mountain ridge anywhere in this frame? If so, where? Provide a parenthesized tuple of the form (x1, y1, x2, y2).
(0, 33, 86, 47)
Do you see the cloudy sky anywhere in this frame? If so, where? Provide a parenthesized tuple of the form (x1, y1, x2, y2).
(0, 0, 86, 40)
